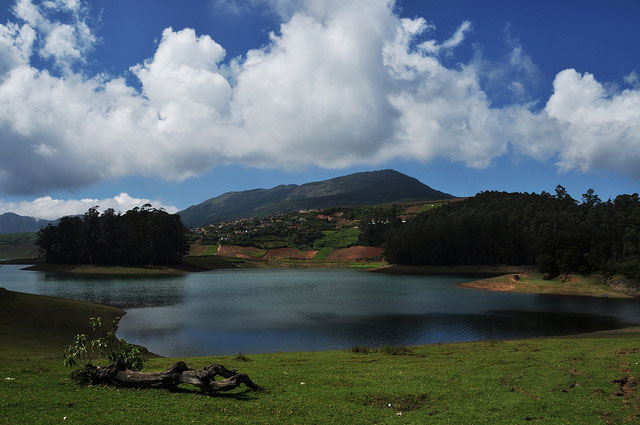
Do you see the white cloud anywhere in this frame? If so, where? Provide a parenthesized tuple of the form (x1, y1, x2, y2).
(472, 28, 543, 106)
(0, 0, 640, 200)
(543, 69, 640, 176)
(131, 27, 231, 117)
(0, 193, 178, 220)
(9, 0, 96, 71)
(33, 142, 57, 156)
(419, 20, 471, 55)
(624, 70, 639, 89)
(41, 23, 80, 61)
(42, 0, 80, 12)
(12, 0, 46, 28)
(0, 21, 35, 74)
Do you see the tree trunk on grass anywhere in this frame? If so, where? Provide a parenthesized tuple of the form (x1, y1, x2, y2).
(79, 359, 262, 393)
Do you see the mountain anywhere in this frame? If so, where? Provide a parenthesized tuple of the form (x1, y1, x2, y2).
(179, 169, 452, 227)
(0, 213, 56, 234)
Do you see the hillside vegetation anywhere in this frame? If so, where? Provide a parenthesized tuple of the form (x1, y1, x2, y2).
(187, 200, 452, 265)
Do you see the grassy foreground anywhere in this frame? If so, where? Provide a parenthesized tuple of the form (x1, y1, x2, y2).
(1, 289, 639, 424)
(0, 288, 123, 355)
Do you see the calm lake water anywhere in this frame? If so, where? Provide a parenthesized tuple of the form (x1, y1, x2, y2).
(1, 265, 640, 356)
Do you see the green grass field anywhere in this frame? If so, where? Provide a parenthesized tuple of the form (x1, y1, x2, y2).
(203, 245, 219, 255)
(417, 202, 445, 213)
(312, 246, 333, 259)
(0, 232, 39, 259)
(1, 288, 639, 424)
(313, 227, 360, 250)
(0, 288, 124, 356)
(180, 255, 254, 271)
(0, 232, 38, 245)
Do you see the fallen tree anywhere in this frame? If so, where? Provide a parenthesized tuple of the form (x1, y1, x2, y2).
(75, 359, 262, 393)
(65, 317, 261, 393)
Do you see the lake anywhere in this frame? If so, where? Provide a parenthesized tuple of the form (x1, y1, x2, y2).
(1, 265, 639, 357)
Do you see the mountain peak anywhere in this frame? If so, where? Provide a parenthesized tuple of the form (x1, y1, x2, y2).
(179, 170, 451, 227)
(0, 212, 56, 234)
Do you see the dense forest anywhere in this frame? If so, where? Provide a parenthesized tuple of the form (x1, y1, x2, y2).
(36, 205, 189, 266)
(382, 187, 640, 279)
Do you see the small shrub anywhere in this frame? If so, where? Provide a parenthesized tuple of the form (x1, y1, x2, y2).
(234, 352, 250, 362)
(351, 346, 371, 354)
(64, 316, 145, 375)
(377, 346, 414, 356)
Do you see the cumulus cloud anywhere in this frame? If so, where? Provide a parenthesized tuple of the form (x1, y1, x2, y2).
(131, 27, 231, 118)
(544, 69, 640, 176)
(0, 193, 178, 220)
(10, 0, 96, 71)
(1, 0, 640, 200)
(0, 21, 35, 74)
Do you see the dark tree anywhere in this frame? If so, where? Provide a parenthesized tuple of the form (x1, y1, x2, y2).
(37, 206, 189, 266)
(383, 189, 640, 279)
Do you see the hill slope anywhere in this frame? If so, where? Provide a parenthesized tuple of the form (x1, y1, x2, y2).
(179, 170, 452, 227)
(0, 213, 55, 234)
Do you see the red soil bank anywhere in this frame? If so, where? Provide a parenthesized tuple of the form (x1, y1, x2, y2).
(326, 246, 383, 260)
(265, 248, 318, 259)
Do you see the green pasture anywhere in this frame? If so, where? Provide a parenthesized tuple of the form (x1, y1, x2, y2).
(313, 227, 360, 250)
(1, 288, 639, 424)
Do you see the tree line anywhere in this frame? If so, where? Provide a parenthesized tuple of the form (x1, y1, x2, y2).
(382, 187, 640, 279)
(36, 205, 189, 266)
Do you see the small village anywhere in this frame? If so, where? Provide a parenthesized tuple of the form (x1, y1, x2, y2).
(187, 201, 449, 262)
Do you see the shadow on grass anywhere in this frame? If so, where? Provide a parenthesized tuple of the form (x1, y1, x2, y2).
(171, 385, 262, 400)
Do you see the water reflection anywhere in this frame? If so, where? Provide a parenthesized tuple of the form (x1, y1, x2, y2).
(0, 265, 187, 308)
(38, 274, 187, 308)
(120, 309, 636, 358)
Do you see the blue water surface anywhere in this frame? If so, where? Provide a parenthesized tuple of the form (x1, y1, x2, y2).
(1, 265, 639, 356)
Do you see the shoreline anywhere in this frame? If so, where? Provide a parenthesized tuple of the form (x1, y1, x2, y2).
(373, 265, 639, 299)
(7, 256, 389, 275)
(19, 261, 531, 276)
(21, 263, 187, 275)
(370, 263, 534, 275)
(5, 259, 639, 299)
(3, 287, 639, 358)
(460, 272, 635, 299)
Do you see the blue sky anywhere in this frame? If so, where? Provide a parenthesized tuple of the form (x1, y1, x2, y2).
(0, 0, 639, 218)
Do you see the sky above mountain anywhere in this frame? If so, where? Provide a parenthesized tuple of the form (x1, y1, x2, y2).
(0, 0, 639, 219)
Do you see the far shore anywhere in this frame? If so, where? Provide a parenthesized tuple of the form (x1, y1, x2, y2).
(370, 264, 534, 275)
(21, 263, 187, 275)
(8, 258, 534, 276)
(3, 255, 389, 275)
(460, 272, 636, 299)
(4, 258, 638, 299)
